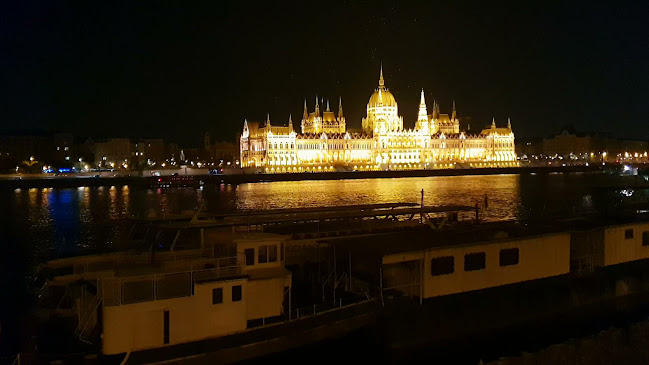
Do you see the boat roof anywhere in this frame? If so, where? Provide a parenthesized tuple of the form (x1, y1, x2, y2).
(323, 213, 649, 260)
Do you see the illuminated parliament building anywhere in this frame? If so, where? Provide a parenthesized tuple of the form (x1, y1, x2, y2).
(240, 67, 516, 172)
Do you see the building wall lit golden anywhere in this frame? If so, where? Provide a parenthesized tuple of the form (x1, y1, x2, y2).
(240, 67, 517, 172)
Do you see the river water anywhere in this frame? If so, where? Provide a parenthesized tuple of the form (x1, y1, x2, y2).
(0, 173, 646, 355)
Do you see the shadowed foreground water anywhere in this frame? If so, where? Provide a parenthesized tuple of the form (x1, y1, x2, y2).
(0, 173, 646, 355)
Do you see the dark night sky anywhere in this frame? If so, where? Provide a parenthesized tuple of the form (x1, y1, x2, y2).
(1, 1, 648, 146)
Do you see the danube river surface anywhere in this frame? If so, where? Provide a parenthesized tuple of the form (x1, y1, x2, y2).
(0, 172, 647, 355)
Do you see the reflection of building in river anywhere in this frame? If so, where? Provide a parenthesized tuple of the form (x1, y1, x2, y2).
(240, 66, 517, 173)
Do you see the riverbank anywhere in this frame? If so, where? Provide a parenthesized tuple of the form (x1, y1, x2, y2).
(0, 164, 618, 189)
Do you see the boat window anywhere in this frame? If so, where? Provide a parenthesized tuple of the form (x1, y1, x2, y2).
(212, 288, 223, 304)
(268, 245, 278, 262)
(163, 310, 169, 344)
(625, 229, 634, 240)
(258, 245, 268, 264)
(643, 232, 649, 246)
(244, 248, 254, 266)
(499, 248, 519, 266)
(430, 256, 454, 276)
(464, 252, 486, 271)
(280, 242, 284, 261)
(232, 285, 242, 302)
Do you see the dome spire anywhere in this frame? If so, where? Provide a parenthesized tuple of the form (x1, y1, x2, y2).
(491, 117, 496, 128)
(419, 89, 426, 106)
(379, 64, 385, 88)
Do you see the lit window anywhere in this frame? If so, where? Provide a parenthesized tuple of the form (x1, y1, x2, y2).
(232, 285, 242, 302)
(212, 288, 223, 304)
(625, 229, 634, 240)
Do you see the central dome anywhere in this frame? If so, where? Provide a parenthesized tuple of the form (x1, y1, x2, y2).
(368, 88, 397, 107)
(368, 66, 397, 108)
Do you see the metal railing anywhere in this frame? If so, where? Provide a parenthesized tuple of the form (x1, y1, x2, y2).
(290, 295, 371, 320)
(70, 249, 227, 279)
(102, 257, 243, 306)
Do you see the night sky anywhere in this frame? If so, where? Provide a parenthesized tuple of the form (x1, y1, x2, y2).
(1, 1, 648, 146)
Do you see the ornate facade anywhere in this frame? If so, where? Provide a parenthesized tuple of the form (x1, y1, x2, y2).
(240, 67, 516, 172)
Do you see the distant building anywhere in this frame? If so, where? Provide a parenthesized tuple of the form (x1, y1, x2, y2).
(0, 132, 74, 166)
(240, 66, 517, 172)
(94, 138, 132, 168)
(135, 139, 165, 166)
(213, 142, 237, 165)
(515, 137, 543, 159)
(542, 126, 648, 162)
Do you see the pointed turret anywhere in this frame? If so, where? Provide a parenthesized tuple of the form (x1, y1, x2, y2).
(315, 95, 320, 116)
(326, 99, 330, 112)
(507, 118, 512, 130)
(491, 117, 496, 128)
(452, 100, 457, 121)
(417, 89, 428, 122)
(432, 99, 439, 119)
(338, 97, 344, 119)
(303, 99, 308, 120)
(266, 113, 271, 127)
(288, 114, 293, 132)
(378, 64, 385, 89)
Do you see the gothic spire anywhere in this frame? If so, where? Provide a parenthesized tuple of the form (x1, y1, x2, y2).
(452, 100, 457, 121)
(288, 114, 293, 131)
(417, 89, 428, 123)
(315, 95, 320, 116)
(303, 99, 308, 120)
(326, 99, 330, 112)
(338, 97, 343, 118)
(378, 64, 385, 88)
(507, 118, 511, 130)
(491, 117, 496, 128)
(266, 113, 271, 127)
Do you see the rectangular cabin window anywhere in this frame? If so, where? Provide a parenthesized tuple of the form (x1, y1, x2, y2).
(625, 229, 634, 240)
(232, 285, 242, 302)
(258, 245, 268, 264)
(212, 288, 223, 304)
(464, 252, 486, 271)
(163, 310, 169, 344)
(499, 248, 519, 266)
(268, 245, 278, 262)
(643, 231, 649, 246)
(244, 248, 254, 266)
(430, 256, 454, 276)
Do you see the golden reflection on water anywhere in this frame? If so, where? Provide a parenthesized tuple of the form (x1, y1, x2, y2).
(234, 175, 521, 221)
